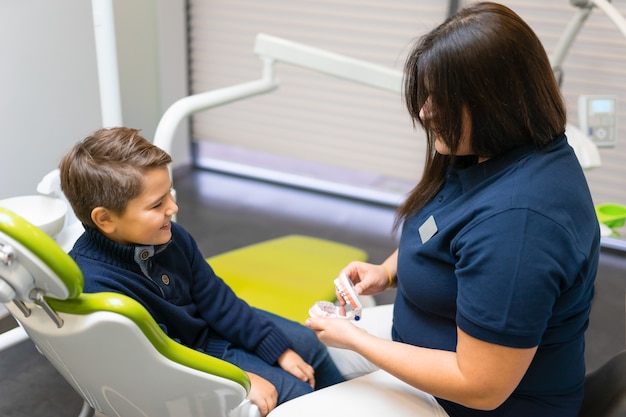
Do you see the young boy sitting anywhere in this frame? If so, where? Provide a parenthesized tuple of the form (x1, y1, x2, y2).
(58, 127, 344, 416)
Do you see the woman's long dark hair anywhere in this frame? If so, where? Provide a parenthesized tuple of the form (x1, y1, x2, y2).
(396, 2, 566, 230)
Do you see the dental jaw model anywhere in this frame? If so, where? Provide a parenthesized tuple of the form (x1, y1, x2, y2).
(309, 274, 363, 321)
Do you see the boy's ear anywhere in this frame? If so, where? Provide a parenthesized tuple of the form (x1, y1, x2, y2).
(91, 207, 116, 233)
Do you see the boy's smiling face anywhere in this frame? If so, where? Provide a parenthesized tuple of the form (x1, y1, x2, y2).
(99, 167, 178, 246)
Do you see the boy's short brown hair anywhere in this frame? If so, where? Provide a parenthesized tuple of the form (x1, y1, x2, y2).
(59, 127, 172, 228)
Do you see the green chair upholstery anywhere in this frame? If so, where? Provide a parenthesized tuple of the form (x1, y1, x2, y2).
(208, 235, 369, 323)
(596, 203, 626, 236)
(0, 207, 258, 417)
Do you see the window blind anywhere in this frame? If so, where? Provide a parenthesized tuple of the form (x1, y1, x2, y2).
(187, 1, 449, 201)
(188, 1, 626, 216)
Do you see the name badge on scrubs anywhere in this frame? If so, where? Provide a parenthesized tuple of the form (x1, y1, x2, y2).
(419, 215, 438, 243)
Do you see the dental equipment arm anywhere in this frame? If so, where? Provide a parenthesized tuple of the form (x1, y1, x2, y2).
(152, 33, 404, 208)
(152, 33, 402, 156)
(551, 0, 626, 72)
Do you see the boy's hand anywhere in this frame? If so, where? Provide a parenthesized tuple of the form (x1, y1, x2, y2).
(277, 348, 315, 388)
(245, 372, 278, 417)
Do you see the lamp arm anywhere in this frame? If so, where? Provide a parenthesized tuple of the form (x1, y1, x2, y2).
(592, 0, 626, 39)
(550, 5, 593, 71)
(551, 0, 626, 72)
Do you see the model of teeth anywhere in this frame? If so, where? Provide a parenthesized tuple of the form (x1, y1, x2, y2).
(309, 273, 362, 321)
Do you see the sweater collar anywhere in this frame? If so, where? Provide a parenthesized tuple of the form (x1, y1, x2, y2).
(80, 226, 171, 272)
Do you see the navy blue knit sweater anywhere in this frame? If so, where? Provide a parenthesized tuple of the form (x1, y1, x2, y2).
(69, 222, 292, 364)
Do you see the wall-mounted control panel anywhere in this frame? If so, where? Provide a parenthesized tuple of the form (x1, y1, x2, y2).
(578, 95, 618, 147)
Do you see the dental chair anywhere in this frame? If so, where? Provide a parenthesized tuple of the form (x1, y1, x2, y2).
(0, 207, 261, 417)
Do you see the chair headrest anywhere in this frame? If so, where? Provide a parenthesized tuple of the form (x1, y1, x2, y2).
(0, 207, 83, 304)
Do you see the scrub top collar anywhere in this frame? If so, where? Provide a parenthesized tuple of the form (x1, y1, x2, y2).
(454, 133, 567, 193)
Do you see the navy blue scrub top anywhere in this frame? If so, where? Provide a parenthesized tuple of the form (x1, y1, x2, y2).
(394, 134, 600, 417)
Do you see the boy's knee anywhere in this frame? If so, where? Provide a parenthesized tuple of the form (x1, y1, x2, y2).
(289, 325, 325, 350)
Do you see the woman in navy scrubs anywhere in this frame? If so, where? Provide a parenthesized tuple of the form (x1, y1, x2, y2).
(300, 2, 600, 417)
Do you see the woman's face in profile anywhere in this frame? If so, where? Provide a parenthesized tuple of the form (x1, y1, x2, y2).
(419, 99, 474, 158)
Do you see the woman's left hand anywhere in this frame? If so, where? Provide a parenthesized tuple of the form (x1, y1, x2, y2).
(305, 316, 368, 350)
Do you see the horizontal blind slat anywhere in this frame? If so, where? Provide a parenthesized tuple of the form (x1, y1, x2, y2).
(189, 0, 626, 220)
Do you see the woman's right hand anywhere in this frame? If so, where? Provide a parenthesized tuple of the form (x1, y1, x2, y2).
(339, 261, 391, 299)
(245, 372, 278, 417)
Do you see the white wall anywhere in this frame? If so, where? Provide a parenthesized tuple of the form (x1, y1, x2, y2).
(0, 0, 190, 201)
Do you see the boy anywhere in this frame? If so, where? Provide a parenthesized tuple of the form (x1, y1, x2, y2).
(59, 127, 344, 416)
